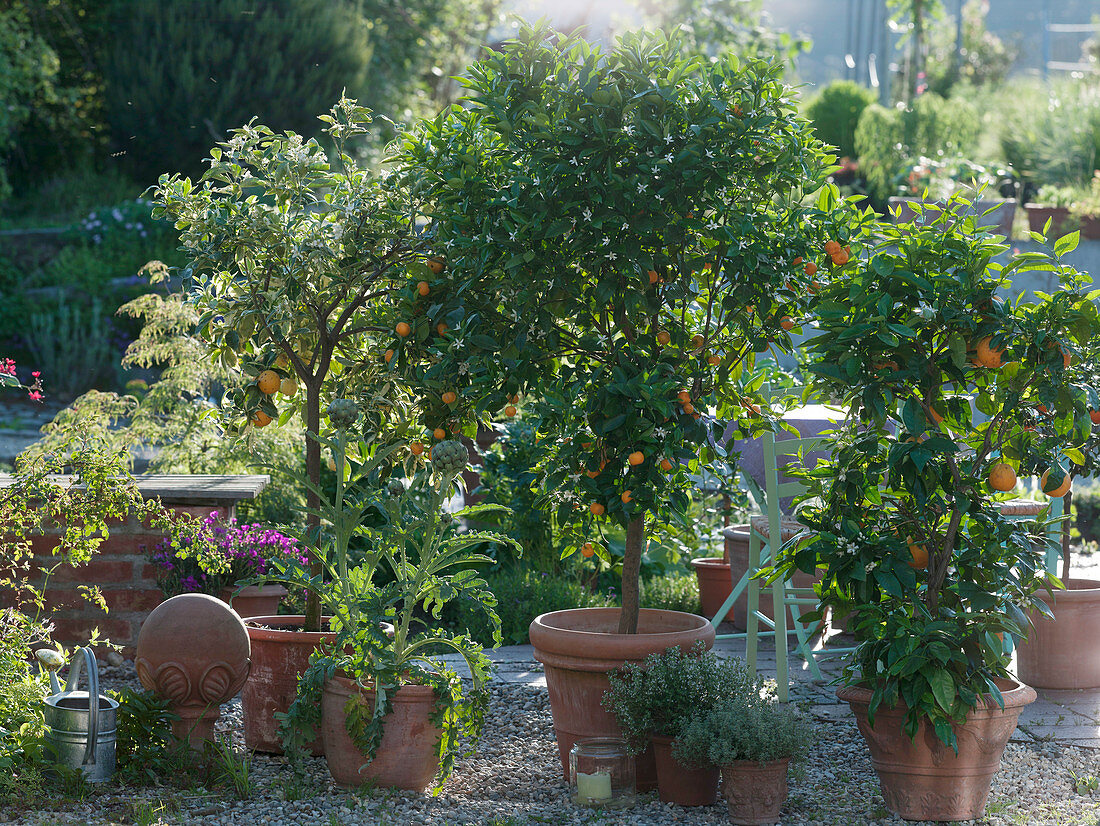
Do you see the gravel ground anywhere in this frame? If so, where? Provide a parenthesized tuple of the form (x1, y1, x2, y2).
(7, 663, 1100, 826)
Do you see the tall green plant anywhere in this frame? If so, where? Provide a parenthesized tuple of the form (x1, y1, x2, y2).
(392, 24, 848, 633)
(804, 80, 877, 160)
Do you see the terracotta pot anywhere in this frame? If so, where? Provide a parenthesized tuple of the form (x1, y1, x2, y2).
(692, 557, 735, 622)
(1017, 578, 1100, 689)
(721, 757, 791, 825)
(321, 675, 441, 790)
(529, 607, 715, 791)
(651, 734, 719, 806)
(889, 196, 1016, 239)
(1082, 215, 1100, 240)
(725, 529, 821, 632)
(1024, 204, 1072, 238)
(219, 584, 287, 619)
(837, 679, 1036, 821)
(241, 616, 335, 754)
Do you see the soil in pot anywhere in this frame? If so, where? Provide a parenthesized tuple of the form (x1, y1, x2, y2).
(321, 674, 441, 791)
(529, 607, 715, 791)
(721, 757, 791, 826)
(651, 734, 719, 806)
(837, 679, 1036, 822)
(242, 616, 335, 754)
(219, 584, 287, 619)
(1017, 577, 1100, 689)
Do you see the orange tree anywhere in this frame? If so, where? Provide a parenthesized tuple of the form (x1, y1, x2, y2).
(151, 100, 428, 630)
(774, 203, 1100, 748)
(390, 24, 848, 633)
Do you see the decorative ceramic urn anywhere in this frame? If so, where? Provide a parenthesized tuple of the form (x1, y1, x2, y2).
(135, 593, 251, 748)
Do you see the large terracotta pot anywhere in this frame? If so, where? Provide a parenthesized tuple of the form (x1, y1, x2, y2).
(1024, 204, 1072, 238)
(529, 607, 715, 790)
(321, 675, 441, 791)
(1017, 578, 1100, 689)
(651, 734, 719, 806)
(219, 584, 287, 619)
(721, 757, 791, 825)
(241, 616, 334, 754)
(838, 679, 1036, 821)
(724, 527, 822, 631)
(889, 196, 1016, 239)
(1082, 215, 1100, 240)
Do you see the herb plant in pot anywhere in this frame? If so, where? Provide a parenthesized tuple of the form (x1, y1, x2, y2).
(771, 198, 1100, 821)
(278, 407, 515, 791)
(673, 672, 810, 825)
(392, 23, 843, 784)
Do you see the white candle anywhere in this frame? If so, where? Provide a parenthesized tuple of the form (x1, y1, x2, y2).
(576, 770, 613, 802)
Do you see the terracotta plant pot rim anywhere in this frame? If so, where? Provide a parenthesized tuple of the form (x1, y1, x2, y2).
(244, 614, 336, 643)
(530, 607, 715, 667)
(838, 677, 1036, 712)
(326, 673, 438, 702)
(223, 583, 288, 595)
(1035, 578, 1100, 603)
(690, 557, 729, 570)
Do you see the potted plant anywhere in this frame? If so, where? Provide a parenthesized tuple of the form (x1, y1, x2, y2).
(275, 402, 515, 791)
(152, 100, 427, 752)
(888, 155, 1016, 238)
(603, 642, 759, 806)
(673, 669, 811, 825)
(770, 195, 1100, 821)
(1024, 184, 1076, 238)
(391, 23, 844, 783)
(149, 512, 306, 616)
(1068, 171, 1100, 240)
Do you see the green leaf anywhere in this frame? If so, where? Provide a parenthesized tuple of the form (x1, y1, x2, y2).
(1053, 231, 1080, 257)
(928, 669, 955, 713)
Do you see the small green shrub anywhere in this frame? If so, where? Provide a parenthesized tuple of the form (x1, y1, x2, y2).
(25, 298, 120, 398)
(673, 688, 812, 767)
(1075, 485, 1100, 546)
(640, 571, 700, 615)
(0, 611, 49, 804)
(804, 80, 877, 160)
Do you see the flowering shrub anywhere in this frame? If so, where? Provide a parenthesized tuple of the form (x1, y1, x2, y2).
(74, 198, 176, 250)
(150, 512, 306, 596)
(1, 358, 43, 401)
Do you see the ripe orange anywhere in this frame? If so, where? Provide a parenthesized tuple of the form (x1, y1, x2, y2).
(396, 321, 411, 337)
(250, 410, 273, 428)
(427, 258, 446, 274)
(907, 539, 929, 570)
(660, 458, 674, 472)
(1041, 467, 1071, 498)
(581, 542, 595, 558)
(682, 402, 695, 415)
(804, 261, 817, 276)
(988, 462, 1017, 492)
(410, 441, 424, 456)
(780, 316, 795, 331)
(691, 334, 705, 349)
(442, 391, 457, 405)
(279, 376, 297, 397)
(1061, 347, 1071, 369)
(621, 490, 632, 503)
(436, 323, 448, 336)
(505, 404, 517, 417)
(1090, 410, 1100, 425)
(590, 503, 605, 516)
(656, 330, 671, 346)
(384, 349, 394, 364)
(433, 427, 446, 440)
(628, 451, 644, 466)
(707, 354, 721, 366)
(417, 281, 430, 296)
(677, 390, 691, 403)
(257, 370, 280, 395)
(975, 336, 1003, 368)
(647, 270, 659, 285)
(824, 240, 841, 255)
(830, 249, 850, 266)
(792, 256, 803, 266)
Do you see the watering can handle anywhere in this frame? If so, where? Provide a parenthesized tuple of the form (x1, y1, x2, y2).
(64, 647, 100, 767)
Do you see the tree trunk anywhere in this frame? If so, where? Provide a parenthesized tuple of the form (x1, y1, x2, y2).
(304, 382, 322, 632)
(1061, 490, 1072, 583)
(617, 515, 645, 634)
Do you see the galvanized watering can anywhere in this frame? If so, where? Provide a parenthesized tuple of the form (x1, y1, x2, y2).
(36, 646, 118, 782)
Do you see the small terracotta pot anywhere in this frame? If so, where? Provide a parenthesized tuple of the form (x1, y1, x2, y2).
(242, 616, 335, 754)
(1081, 215, 1100, 240)
(529, 607, 715, 791)
(837, 679, 1036, 821)
(1017, 578, 1100, 689)
(219, 584, 287, 619)
(721, 757, 791, 825)
(692, 557, 735, 622)
(321, 675, 441, 790)
(651, 734, 719, 806)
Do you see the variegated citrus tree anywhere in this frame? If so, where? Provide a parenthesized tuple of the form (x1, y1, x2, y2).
(390, 24, 850, 633)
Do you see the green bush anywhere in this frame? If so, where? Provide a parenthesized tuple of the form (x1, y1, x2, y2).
(1076, 486, 1100, 546)
(804, 80, 877, 160)
(855, 93, 981, 203)
(640, 571, 700, 615)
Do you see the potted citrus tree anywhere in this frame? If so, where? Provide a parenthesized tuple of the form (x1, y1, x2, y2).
(771, 197, 1100, 821)
(390, 22, 844, 784)
(151, 100, 427, 752)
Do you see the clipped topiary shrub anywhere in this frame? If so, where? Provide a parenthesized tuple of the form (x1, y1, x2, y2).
(804, 80, 877, 160)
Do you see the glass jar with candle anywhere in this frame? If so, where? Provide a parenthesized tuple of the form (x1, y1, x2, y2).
(569, 737, 635, 808)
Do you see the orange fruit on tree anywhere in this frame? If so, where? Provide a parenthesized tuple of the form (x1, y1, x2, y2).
(656, 330, 671, 346)
(804, 261, 817, 276)
(585, 469, 600, 478)
(417, 281, 430, 296)
(509, 394, 520, 403)
(830, 249, 850, 266)
(436, 323, 448, 336)
(647, 270, 659, 285)
(279, 376, 297, 397)
(396, 321, 412, 337)
(707, 354, 721, 366)
(274, 352, 290, 369)
(442, 391, 457, 405)
(660, 458, 674, 472)
(1040, 467, 1071, 498)
(590, 502, 605, 516)
(682, 402, 695, 415)
(621, 490, 633, 503)
(427, 258, 446, 274)
(250, 410, 273, 428)
(824, 240, 841, 255)
(384, 349, 394, 364)
(906, 539, 929, 570)
(780, 316, 795, 331)
(628, 450, 645, 466)
(974, 336, 1003, 368)
(792, 256, 803, 266)
(581, 542, 595, 558)
(691, 334, 705, 349)
(257, 370, 280, 395)
(433, 427, 446, 440)
(677, 390, 691, 403)
(505, 405, 517, 417)
(988, 462, 1017, 492)
(1090, 410, 1100, 425)
(410, 441, 424, 456)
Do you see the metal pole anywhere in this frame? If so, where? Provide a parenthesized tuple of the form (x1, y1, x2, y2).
(1041, 0, 1051, 81)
